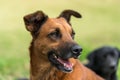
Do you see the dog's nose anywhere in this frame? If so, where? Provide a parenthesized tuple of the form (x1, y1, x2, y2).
(71, 45, 82, 54)
(110, 65, 116, 70)
(71, 45, 82, 58)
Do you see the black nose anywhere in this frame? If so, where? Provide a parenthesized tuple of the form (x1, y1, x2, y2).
(71, 45, 82, 58)
(110, 65, 116, 70)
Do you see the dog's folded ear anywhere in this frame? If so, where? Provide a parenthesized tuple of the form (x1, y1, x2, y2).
(87, 52, 96, 65)
(23, 11, 48, 34)
(115, 48, 120, 58)
(119, 50, 120, 58)
(87, 49, 99, 66)
(114, 47, 120, 58)
(58, 10, 82, 24)
(118, 49, 120, 58)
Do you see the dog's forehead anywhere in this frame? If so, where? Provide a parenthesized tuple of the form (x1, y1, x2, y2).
(41, 17, 72, 32)
(100, 47, 119, 57)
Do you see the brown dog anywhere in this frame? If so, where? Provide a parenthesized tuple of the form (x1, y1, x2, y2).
(23, 10, 104, 80)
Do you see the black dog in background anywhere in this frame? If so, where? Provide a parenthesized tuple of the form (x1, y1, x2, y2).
(86, 46, 120, 80)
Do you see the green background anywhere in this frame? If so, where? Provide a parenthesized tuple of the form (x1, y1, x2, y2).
(0, 0, 120, 80)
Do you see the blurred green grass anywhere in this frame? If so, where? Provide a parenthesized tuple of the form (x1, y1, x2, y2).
(0, 0, 120, 80)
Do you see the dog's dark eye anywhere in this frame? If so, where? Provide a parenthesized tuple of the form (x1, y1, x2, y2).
(48, 28, 61, 40)
(103, 54, 107, 58)
(71, 31, 75, 39)
(110, 53, 115, 57)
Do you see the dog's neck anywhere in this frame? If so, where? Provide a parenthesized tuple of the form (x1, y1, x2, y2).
(99, 71, 116, 80)
(29, 41, 66, 80)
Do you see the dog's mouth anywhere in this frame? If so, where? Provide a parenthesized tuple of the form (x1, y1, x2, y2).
(48, 52, 73, 73)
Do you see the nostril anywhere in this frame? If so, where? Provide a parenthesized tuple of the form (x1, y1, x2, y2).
(110, 66, 115, 70)
(71, 45, 82, 54)
(79, 48, 83, 52)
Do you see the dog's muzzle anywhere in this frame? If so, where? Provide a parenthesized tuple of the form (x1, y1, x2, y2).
(48, 43, 82, 73)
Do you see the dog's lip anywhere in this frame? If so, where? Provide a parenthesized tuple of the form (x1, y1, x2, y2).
(53, 53, 73, 72)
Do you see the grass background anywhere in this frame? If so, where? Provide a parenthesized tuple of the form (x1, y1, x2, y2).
(0, 0, 120, 80)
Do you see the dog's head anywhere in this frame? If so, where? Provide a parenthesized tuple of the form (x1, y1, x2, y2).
(23, 10, 82, 73)
(87, 46, 120, 73)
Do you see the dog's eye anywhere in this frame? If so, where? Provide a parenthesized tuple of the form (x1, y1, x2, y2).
(110, 53, 115, 57)
(103, 54, 107, 58)
(71, 31, 75, 39)
(48, 29, 61, 40)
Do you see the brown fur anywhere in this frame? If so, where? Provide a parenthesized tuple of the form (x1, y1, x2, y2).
(23, 10, 104, 80)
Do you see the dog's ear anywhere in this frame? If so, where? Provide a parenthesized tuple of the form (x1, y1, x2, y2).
(119, 50, 120, 58)
(23, 11, 48, 35)
(87, 49, 99, 66)
(58, 10, 82, 24)
(114, 47, 120, 58)
(115, 47, 120, 58)
(118, 49, 120, 58)
(87, 52, 96, 64)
